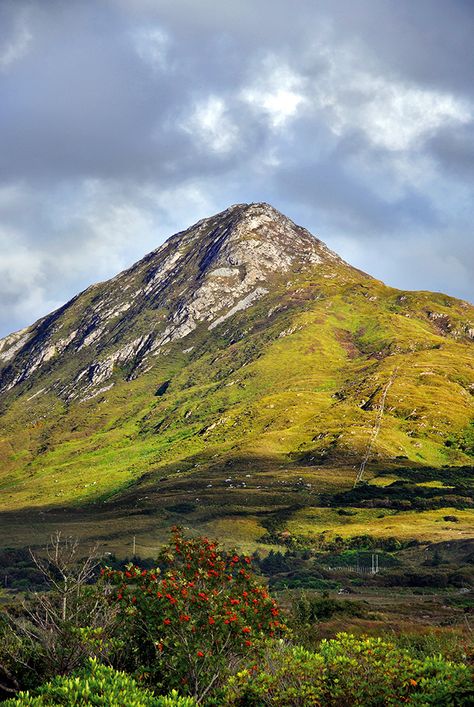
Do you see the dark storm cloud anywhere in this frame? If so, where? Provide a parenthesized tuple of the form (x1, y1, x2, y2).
(0, 0, 473, 337)
(326, 0, 474, 95)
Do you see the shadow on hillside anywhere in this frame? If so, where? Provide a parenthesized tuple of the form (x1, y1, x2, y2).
(1, 452, 468, 552)
(0, 451, 357, 549)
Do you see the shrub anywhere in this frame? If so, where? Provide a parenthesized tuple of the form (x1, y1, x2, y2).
(105, 527, 284, 700)
(391, 629, 473, 664)
(223, 644, 325, 705)
(318, 633, 472, 705)
(4, 659, 197, 706)
(290, 591, 367, 625)
(222, 633, 473, 705)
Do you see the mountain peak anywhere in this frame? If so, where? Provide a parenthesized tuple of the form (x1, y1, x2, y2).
(147, 200, 341, 279)
(0, 203, 348, 400)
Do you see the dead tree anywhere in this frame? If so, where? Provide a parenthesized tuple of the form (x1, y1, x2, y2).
(1, 532, 119, 686)
(29, 531, 102, 623)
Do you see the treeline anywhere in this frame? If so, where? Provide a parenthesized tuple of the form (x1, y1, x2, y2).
(321, 480, 473, 511)
(250, 535, 474, 593)
(3, 531, 473, 594)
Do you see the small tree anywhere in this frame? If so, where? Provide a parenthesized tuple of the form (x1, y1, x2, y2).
(105, 527, 284, 701)
(29, 532, 102, 624)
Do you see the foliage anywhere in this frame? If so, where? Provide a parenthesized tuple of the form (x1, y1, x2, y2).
(374, 567, 473, 589)
(105, 527, 284, 700)
(270, 576, 339, 592)
(281, 590, 371, 649)
(0, 548, 48, 592)
(290, 591, 368, 624)
(3, 658, 197, 706)
(223, 633, 474, 705)
(0, 529, 473, 705)
(322, 472, 474, 512)
(390, 629, 474, 665)
(221, 643, 326, 706)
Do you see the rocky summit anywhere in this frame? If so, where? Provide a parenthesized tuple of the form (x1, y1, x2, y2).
(0, 203, 349, 402)
(0, 203, 472, 550)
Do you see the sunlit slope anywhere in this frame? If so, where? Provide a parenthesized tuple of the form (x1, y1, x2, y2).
(0, 263, 472, 515)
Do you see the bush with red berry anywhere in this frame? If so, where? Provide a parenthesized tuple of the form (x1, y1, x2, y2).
(103, 527, 284, 700)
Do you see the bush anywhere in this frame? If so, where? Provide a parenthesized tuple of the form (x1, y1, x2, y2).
(391, 629, 473, 664)
(318, 633, 472, 705)
(290, 591, 367, 625)
(4, 658, 197, 705)
(222, 633, 473, 705)
(105, 527, 284, 700)
(223, 644, 325, 705)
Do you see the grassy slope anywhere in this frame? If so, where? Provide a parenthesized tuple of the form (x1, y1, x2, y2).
(0, 263, 472, 551)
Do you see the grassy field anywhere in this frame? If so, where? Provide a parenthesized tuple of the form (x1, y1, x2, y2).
(287, 507, 474, 543)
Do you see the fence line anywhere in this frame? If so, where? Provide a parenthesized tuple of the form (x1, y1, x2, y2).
(324, 554, 381, 575)
(354, 368, 398, 487)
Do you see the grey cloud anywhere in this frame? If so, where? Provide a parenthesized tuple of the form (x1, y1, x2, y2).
(0, 0, 473, 337)
(428, 123, 474, 178)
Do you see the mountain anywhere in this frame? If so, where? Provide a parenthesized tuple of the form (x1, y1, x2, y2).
(0, 202, 473, 552)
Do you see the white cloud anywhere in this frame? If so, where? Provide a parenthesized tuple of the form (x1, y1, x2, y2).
(0, 178, 223, 336)
(0, 10, 32, 72)
(0, 225, 62, 333)
(241, 57, 306, 128)
(355, 77, 471, 151)
(0, 181, 162, 335)
(182, 95, 239, 154)
(147, 182, 215, 223)
(309, 45, 473, 151)
(132, 26, 169, 72)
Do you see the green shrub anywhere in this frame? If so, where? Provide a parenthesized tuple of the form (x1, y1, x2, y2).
(390, 629, 472, 663)
(4, 659, 197, 706)
(318, 633, 472, 705)
(223, 644, 325, 705)
(223, 633, 473, 705)
(286, 591, 368, 645)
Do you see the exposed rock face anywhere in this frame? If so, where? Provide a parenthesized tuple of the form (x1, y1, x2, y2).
(0, 203, 347, 401)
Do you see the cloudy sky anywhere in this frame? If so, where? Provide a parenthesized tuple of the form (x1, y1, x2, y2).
(1, 0, 473, 338)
